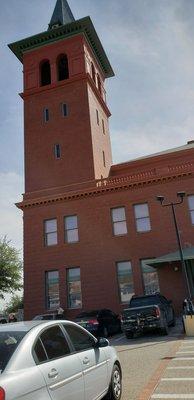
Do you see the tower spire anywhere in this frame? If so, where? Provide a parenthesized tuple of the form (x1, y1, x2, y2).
(48, 0, 75, 30)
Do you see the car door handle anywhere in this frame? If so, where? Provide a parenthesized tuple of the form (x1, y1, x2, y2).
(82, 357, 90, 365)
(48, 368, 59, 379)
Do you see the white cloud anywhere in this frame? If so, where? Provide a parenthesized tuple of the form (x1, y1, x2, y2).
(111, 115, 194, 164)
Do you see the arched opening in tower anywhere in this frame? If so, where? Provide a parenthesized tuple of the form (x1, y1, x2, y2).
(57, 54, 69, 81)
(40, 60, 51, 86)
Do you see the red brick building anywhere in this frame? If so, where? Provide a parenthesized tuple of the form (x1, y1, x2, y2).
(9, 0, 194, 318)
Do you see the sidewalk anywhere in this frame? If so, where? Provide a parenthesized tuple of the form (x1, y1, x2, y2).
(150, 336, 194, 400)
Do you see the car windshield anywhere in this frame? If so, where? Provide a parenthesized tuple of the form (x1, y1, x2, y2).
(76, 310, 99, 319)
(0, 331, 26, 372)
(130, 296, 161, 307)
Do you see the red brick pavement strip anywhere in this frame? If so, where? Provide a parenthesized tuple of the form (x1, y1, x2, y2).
(136, 335, 185, 400)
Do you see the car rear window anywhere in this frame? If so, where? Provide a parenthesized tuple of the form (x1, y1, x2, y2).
(0, 331, 26, 372)
(130, 296, 160, 307)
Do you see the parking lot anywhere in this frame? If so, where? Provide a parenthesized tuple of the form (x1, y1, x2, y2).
(109, 319, 184, 400)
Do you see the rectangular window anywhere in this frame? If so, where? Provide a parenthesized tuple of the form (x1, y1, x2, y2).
(96, 109, 99, 125)
(102, 119, 105, 134)
(141, 259, 160, 295)
(117, 261, 134, 303)
(44, 219, 57, 246)
(64, 215, 79, 243)
(45, 270, 60, 309)
(188, 195, 194, 225)
(103, 151, 106, 167)
(67, 268, 82, 309)
(62, 103, 68, 117)
(111, 207, 127, 235)
(54, 144, 61, 159)
(43, 108, 49, 122)
(134, 203, 151, 232)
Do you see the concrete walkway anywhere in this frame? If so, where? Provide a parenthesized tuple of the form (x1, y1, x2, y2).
(150, 336, 194, 400)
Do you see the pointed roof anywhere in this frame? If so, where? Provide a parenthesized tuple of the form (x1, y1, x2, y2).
(48, 0, 75, 29)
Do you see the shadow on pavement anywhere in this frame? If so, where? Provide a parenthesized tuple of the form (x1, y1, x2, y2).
(110, 318, 184, 352)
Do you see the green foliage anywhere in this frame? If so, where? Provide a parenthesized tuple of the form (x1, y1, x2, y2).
(0, 237, 22, 299)
(4, 294, 23, 314)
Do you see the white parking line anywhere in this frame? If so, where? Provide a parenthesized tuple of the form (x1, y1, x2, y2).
(161, 378, 194, 381)
(113, 334, 125, 342)
(177, 351, 194, 354)
(173, 357, 194, 360)
(167, 366, 194, 369)
(151, 395, 194, 399)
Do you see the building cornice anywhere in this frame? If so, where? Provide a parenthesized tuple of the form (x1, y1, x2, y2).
(16, 164, 193, 210)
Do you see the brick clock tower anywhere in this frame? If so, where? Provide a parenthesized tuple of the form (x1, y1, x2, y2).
(9, 0, 114, 318)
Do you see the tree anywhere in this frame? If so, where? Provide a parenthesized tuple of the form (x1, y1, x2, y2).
(0, 237, 22, 299)
(4, 294, 23, 315)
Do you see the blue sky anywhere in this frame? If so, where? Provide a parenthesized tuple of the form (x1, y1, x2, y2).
(1, 0, 194, 255)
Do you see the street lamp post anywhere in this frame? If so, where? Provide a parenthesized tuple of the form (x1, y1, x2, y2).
(156, 192, 191, 298)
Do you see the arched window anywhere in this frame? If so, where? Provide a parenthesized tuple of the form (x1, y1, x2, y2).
(97, 74, 102, 94)
(91, 62, 96, 83)
(40, 60, 51, 86)
(57, 54, 69, 81)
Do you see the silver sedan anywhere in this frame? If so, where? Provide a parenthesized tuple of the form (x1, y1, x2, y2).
(0, 320, 122, 400)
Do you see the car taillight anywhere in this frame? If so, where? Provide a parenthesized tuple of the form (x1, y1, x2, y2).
(154, 307, 161, 318)
(88, 319, 99, 325)
(0, 387, 5, 400)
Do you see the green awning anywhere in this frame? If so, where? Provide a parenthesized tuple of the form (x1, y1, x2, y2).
(146, 247, 194, 268)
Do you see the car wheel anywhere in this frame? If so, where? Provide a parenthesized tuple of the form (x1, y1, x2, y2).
(105, 364, 122, 400)
(125, 331, 134, 339)
(171, 312, 176, 327)
(103, 326, 109, 337)
(160, 318, 169, 335)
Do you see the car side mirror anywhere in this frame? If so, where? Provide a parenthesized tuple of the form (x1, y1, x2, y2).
(95, 337, 109, 348)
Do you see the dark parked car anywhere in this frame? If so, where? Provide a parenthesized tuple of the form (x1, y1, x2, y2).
(75, 309, 121, 337)
(121, 293, 175, 338)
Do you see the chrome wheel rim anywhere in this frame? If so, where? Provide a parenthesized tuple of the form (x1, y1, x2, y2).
(113, 370, 121, 398)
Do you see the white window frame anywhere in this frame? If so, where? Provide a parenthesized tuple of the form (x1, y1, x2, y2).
(188, 195, 194, 225)
(45, 270, 60, 309)
(44, 219, 58, 246)
(67, 267, 82, 309)
(141, 259, 160, 295)
(111, 207, 127, 236)
(116, 261, 134, 303)
(134, 203, 151, 232)
(64, 215, 79, 243)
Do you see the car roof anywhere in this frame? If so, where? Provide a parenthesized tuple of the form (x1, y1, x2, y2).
(0, 320, 71, 332)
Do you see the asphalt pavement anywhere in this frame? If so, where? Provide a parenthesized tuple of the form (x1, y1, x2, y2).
(109, 318, 184, 400)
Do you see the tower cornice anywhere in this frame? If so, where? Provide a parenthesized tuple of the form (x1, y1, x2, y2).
(19, 72, 111, 118)
(8, 17, 114, 79)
